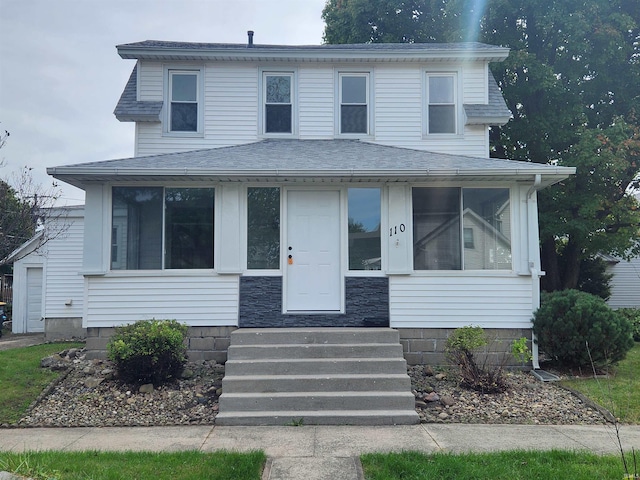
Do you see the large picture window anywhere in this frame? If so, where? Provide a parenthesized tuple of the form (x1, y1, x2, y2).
(247, 187, 280, 269)
(264, 73, 293, 134)
(412, 187, 511, 270)
(348, 188, 381, 270)
(111, 186, 214, 270)
(169, 71, 199, 132)
(340, 74, 368, 134)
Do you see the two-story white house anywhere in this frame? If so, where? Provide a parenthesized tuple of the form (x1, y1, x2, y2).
(47, 36, 575, 367)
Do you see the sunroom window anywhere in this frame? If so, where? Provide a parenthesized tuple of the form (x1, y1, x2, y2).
(348, 188, 381, 270)
(247, 187, 280, 269)
(111, 186, 214, 270)
(412, 187, 511, 270)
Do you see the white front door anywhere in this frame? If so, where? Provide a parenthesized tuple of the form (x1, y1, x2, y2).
(26, 267, 43, 333)
(286, 190, 341, 312)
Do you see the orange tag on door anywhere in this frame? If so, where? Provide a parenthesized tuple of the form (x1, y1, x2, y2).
(288, 257, 293, 265)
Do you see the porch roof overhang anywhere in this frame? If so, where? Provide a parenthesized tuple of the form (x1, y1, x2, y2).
(47, 139, 575, 190)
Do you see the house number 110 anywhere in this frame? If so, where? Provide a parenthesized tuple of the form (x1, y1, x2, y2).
(389, 224, 406, 236)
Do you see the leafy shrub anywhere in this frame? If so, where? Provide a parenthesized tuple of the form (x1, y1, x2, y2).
(616, 308, 640, 342)
(532, 290, 634, 368)
(445, 326, 508, 394)
(107, 319, 188, 385)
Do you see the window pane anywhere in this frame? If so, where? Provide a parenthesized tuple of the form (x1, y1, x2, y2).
(171, 74, 197, 101)
(165, 188, 214, 269)
(429, 76, 454, 103)
(463, 189, 511, 270)
(428, 105, 456, 134)
(342, 76, 366, 104)
(247, 187, 280, 269)
(266, 75, 291, 103)
(111, 187, 163, 270)
(265, 104, 292, 133)
(348, 188, 381, 270)
(171, 103, 197, 132)
(413, 187, 461, 270)
(341, 105, 367, 134)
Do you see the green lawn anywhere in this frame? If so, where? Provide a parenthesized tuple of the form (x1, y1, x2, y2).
(561, 342, 640, 424)
(361, 450, 634, 480)
(0, 450, 266, 480)
(0, 342, 84, 424)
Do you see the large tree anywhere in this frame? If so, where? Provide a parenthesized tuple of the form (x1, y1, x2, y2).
(322, 0, 640, 291)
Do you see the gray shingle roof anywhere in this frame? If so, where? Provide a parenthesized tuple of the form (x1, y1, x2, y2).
(113, 65, 163, 122)
(117, 40, 509, 63)
(48, 139, 574, 189)
(464, 73, 512, 125)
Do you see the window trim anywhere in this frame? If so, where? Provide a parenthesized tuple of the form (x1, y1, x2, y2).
(164, 67, 204, 136)
(337, 72, 371, 136)
(260, 70, 297, 136)
(424, 71, 461, 137)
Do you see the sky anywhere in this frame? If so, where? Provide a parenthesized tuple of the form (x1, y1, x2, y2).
(0, 0, 328, 206)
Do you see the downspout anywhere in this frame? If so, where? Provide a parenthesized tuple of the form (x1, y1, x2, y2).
(527, 174, 542, 370)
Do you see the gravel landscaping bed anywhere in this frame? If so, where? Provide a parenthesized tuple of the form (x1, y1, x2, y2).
(12, 349, 609, 428)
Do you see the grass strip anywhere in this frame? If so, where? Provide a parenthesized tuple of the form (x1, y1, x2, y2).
(0, 342, 84, 424)
(561, 342, 640, 424)
(0, 450, 266, 480)
(361, 450, 632, 480)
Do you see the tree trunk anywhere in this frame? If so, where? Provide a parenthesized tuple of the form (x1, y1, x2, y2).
(540, 236, 561, 292)
(561, 237, 581, 290)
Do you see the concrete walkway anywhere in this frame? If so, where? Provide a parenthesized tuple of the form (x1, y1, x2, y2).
(0, 333, 45, 351)
(1, 424, 639, 479)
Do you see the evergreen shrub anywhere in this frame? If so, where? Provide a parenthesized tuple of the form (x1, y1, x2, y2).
(532, 290, 634, 368)
(107, 319, 188, 385)
(616, 308, 640, 342)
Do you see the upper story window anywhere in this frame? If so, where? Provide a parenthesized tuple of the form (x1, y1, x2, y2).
(340, 73, 369, 134)
(264, 73, 293, 134)
(167, 69, 202, 134)
(426, 73, 457, 134)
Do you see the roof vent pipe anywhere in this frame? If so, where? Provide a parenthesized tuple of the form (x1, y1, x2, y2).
(247, 30, 254, 47)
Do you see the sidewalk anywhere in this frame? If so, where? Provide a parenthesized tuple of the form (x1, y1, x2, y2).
(2, 424, 639, 479)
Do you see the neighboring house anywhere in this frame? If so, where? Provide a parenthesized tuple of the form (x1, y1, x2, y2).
(604, 192, 640, 309)
(46, 37, 575, 365)
(8, 206, 85, 338)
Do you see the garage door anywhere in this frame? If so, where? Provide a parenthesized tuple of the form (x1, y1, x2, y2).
(26, 267, 43, 333)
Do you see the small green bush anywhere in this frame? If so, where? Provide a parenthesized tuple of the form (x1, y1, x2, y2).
(532, 290, 634, 368)
(107, 319, 188, 385)
(445, 326, 508, 394)
(617, 308, 640, 342)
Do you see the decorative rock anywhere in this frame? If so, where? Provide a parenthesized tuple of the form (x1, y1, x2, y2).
(84, 377, 104, 388)
(424, 392, 440, 402)
(83, 366, 96, 375)
(440, 395, 455, 407)
(415, 400, 428, 408)
(438, 412, 449, 420)
(435, 373, 446, 381)
(423, 365, 435, 376)
(181, 369, 195, 379)
(41, 354, 67, 369)
(139, 384, 154, 394)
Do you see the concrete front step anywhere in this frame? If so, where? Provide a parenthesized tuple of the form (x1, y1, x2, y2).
(219, 391, 416, 412)
(222, 374, 410, 393)
(229, 327, 400, 345)
(224, 357, 409, 376)
(215, 409, 419, 426)
(228, 343, 403, 360)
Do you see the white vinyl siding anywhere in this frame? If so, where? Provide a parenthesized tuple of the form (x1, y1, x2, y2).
(138, 62, 163, 101)
(463, 62, 487, 104)
(44, 216, 84, 318)
(84, 274, 239, 327)
(299, 67, 334, 137)
(389, 275, 533, 328)
(607, 257, 640, 309)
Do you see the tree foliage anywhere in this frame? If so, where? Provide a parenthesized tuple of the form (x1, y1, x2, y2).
(322, 0, 640, 291)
